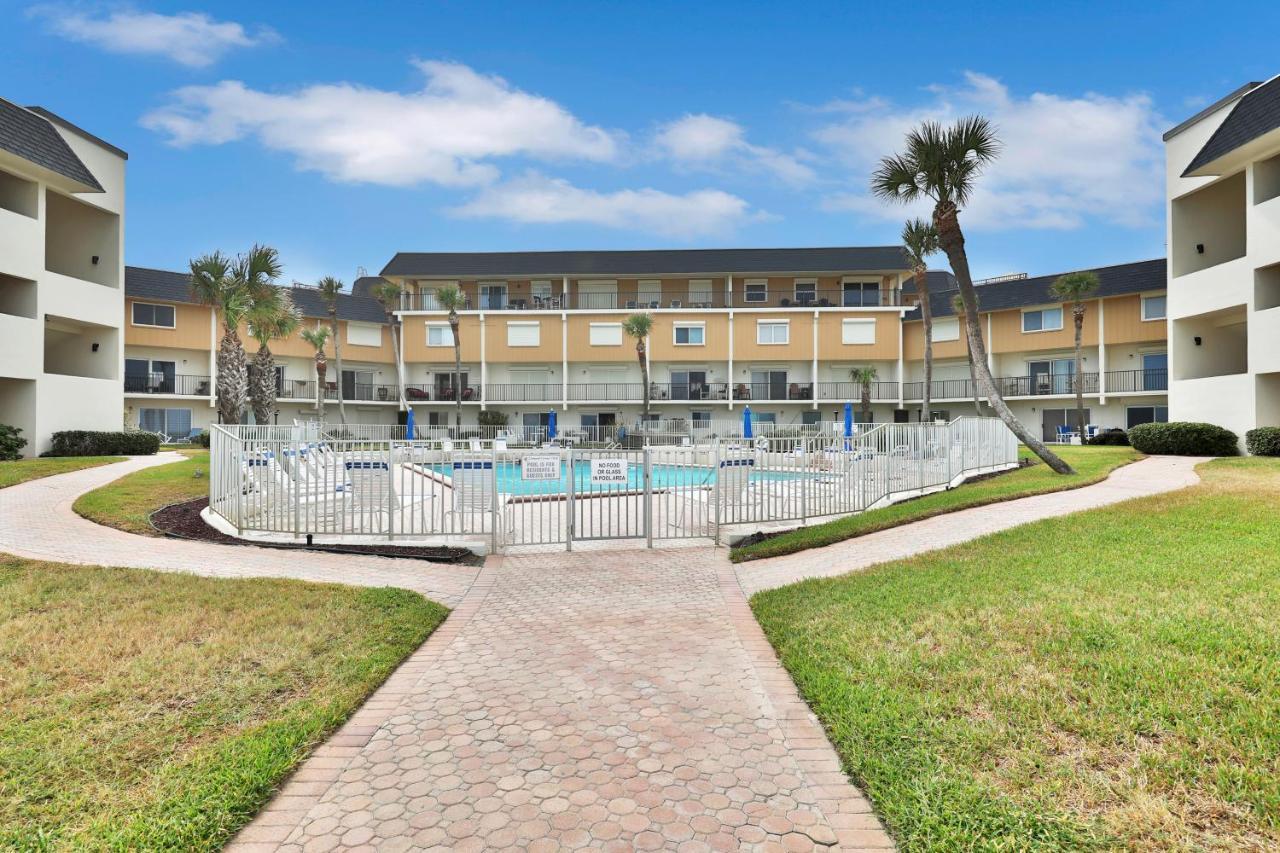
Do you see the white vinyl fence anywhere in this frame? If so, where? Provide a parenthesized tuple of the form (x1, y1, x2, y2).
(208, 417, 1017, 552)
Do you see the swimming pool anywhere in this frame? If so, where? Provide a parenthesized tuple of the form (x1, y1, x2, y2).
(429, 460, 807, 496)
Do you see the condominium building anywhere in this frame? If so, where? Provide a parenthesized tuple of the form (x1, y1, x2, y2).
(0, 98, 126, 454)
(1165, 75, 1280, 442)
(122, 251, 1167, 443)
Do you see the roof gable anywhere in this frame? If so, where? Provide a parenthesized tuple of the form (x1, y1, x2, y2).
(1182, 76, 1280, 176)
(0, 97, 103, 192)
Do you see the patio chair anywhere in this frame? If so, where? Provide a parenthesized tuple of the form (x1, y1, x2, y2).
(494, 438, 508, 453)
(1055, 424, 1075, 443)
(468, 437, 483, 452)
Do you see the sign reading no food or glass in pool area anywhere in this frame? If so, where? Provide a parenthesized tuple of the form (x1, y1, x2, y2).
(521, 455, 560, 481)
(590, 458, 629, 484)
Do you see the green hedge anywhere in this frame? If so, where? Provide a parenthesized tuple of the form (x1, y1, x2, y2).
(48, 431, 161, 457)
(195, 431, 211, 449)
(1245, 427, 1280, 456)
(0, 424, 26, 461)
(1087, 428, 1130, 446)
(1127, 422, 1238, 456)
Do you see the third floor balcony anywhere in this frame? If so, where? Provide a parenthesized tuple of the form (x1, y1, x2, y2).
(399, 286, 902, 312)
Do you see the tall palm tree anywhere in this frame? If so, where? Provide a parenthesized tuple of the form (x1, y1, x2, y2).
(953, 293, 983, 416)
(903, 218, 940, 422)
(623, 314, 654, 417)
(850, 366, 877, 422)
(246, 289, 300, 425)
(434, 285, 466, 429)
(190, 251, 253, 425)
(300, 325, 332, 422)
(1050, 270, 1101, 440)
(370, 280, 408, 414)
(872, 117, 1073, 474)
(316, 276, 347, 424)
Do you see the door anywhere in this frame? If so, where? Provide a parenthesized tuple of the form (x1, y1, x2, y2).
(1042, 407, 1091, 441)
(125, 358, 149, 393)
(578, 281, 618, 310)
(750, 370, 787, 400)
(843, 281, 879, 307)
(1142, 352, 1168, 391)
(342, 369, 374, 400)
(479, 282, 507, 310)
(670, 370, 706, 400)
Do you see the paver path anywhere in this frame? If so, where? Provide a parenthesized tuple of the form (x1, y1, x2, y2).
(0, 453, 477, 606)
(736, 455, 1204, 595)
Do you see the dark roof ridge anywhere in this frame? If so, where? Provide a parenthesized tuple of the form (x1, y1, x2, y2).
(25, 105, 128, 159)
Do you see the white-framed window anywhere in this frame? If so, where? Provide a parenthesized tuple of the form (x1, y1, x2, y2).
(346, 321, 382, 347)
(674, 322, 705, 345)
(506, 321, 540, 347)
(794, 279, 817, 304)
(589, 322, 623, 346)
(744, 279, 768, 304)
(688, 279, 714, 304)
(1022, 307, 1063, 332)
(1126, 404, 1169, 429)
(1141, 294, 1167, 321)
(841, 318, 876, 345)
(426, 323, 454, 347)
(131, 301, 175, 328)
(931, 317, 960, 342)
(757, 320, 789, 345)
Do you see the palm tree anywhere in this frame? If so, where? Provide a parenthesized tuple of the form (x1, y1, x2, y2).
(872, 117, 1073, 473)
(316, 276, 347, 424)
(850, 366, 877, 422)
(953, 293, 983, 416)
(300, 325, 332, 421)
(434, 285, 467, 429)
(246, 289, 300, 425)
(623, 314, 654, 417)
(370, 280, 408, 414)
(190, 251, 253, 424)
(1050, 270, 1101, 440)
(903, 218, 939, 422)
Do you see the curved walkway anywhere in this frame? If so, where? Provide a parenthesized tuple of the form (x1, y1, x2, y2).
(736, 455, 1205, 596)
(0, 453, 477, 606)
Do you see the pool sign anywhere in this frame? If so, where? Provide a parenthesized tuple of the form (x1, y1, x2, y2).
(521, 455, 560, 481)
(590, 458, 629, 484)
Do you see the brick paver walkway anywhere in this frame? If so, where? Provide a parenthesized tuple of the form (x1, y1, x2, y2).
(0, 453, 477, 606)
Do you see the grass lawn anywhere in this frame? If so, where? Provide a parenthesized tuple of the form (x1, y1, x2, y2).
(752, 458, 1280, 851)
(732, 445, 1141, 562)
(0, 556, 447, 850)
(74, 449, 209, 535)
(0, 456, 124, 489)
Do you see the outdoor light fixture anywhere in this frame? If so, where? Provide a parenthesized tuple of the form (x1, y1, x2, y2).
(91, 255, 99, 265)
(1196, 244, 1205, 254)
(91, 342, 99, 352)
(1194, 336, 1203, 346)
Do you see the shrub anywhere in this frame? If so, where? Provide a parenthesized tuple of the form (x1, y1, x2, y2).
(1245, 427, 1280, 456)
(1087, 428, 1130, 446)
(195, 431, 211, 449)
(1127, 422, 1238, 456)
(0, 424, 27, 461)
(48, 431, 161, 457)
(477, 410, 508, 427)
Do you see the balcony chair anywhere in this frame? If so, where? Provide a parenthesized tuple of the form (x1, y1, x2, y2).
(406, 387, 429, 400)
(734, 384, 751, 400)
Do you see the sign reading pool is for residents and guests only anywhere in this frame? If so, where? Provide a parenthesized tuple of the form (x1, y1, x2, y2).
(589, 458, 629, 484)
(521, 455, 561, 481)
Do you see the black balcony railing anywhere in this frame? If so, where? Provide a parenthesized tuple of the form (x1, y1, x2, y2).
(1105, 368, 1167, 393)
(903, 373, 1103, 400)
(399, 287, 901, 312)
(123, 374, 211, 396)
(277, 381, 420, 402)
(488, 383, 562, 402)
(814, 381, 900, 402)
(649, 381, 732, 401)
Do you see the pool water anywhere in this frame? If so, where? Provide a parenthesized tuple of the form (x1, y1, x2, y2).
(430, 460, 805, 496)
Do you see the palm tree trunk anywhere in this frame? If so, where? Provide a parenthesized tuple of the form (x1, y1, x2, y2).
(387, 319, 406, 411)
(638, 340, 650, 416)
(861, 384, 871, 421)
(251, 345, 276, 425)
(216, 325, 247, 425)
(918, 266, 933, 423)
(965, 331, 982, 416)
(450, 310, 462, 430)
(314, 355, 327, 423)
(330, 311, 347, 424)
(933, 201, 1074, 474)
(1073, 304, 1086, 440)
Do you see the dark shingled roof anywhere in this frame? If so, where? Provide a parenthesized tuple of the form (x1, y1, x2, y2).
(906, 258, 1167, 320)
(26, 106, 129, 160)
(1183, 76, 1280, 176)
(351, 275, 388, 301)
(900, 270, 958, 295)
(125, 266, 389, 324)
(381, 246, 911, 278)
(0, 97, 103, 191)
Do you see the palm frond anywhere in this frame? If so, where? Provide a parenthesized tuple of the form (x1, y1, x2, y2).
(370, 280, 404, 315)
(622, 313, 653, 338)
(1049, 271, 1101, 302)
(434, 284, 465, 312)
(901, 218, 939, 268)
(235, 244, 283, 297)
(300, 325, 331, 351)
(188, 252, 233, 308)
(316, 276, 344, 310)
(870, 154, 924, 203)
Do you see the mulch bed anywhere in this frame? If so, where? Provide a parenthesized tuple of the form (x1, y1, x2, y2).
(150, 497, 484, 566)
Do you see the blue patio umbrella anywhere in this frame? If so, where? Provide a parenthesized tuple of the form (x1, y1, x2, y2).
(405, 406, 416, 440)
(843, 401, 853, 437)
(742, 405, 753, 439)
(547, 409, 557, 440)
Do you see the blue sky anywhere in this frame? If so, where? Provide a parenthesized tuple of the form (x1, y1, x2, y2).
(4, 0, 1278, 286)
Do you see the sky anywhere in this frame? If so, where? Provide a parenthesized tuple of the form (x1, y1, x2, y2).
(3, 0, 1278, 288)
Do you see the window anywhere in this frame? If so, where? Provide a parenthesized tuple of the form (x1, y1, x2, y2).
(479, 282, 507, 310)
(744, 280, 768, 303)
(794, 279, 817, 305)
(132, 302, 175, 328)
(1126, 405, 1169, 430)
(506, 321, 540, 347)
(801, 410, 821, 425)
(931, 317, 960, 342)
(753, 412, 777, 425)
(138, 407, 192, 439)
(1027, 359, 1076, 395)
(757, 320, 789, 345)
(588, 322, 622, 346)
(1141, 294, 1167, 321)
(674, 323, 705, 345)
(691, 410, 711, 427)
(346, 321, 382, 347)
(842, 281, 881, 307)
(637, 280, 662, 306)
(688, 279, 714, 305)
(125, 358, 176, 393)
(427, 323, 454, 346)
(841, 318, 876, 345)
(1022, 307, 1063, 332)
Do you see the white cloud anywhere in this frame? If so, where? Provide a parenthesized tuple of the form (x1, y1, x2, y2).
(27, 5, 278, 67)
(815, 72, 1166, 230)
(452, 172, 761, 238)
(654, 114, 815, 186)
(142, 60, 621, 187)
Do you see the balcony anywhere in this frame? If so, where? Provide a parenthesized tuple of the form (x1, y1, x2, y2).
(1104, 369, 1168, 393)
(903, 372, 1103, 400)
(399, 287, 902, 312)
(124, 374, 211, 396)
(278, 381, 424, 403)
(814, 381, 900, 402)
